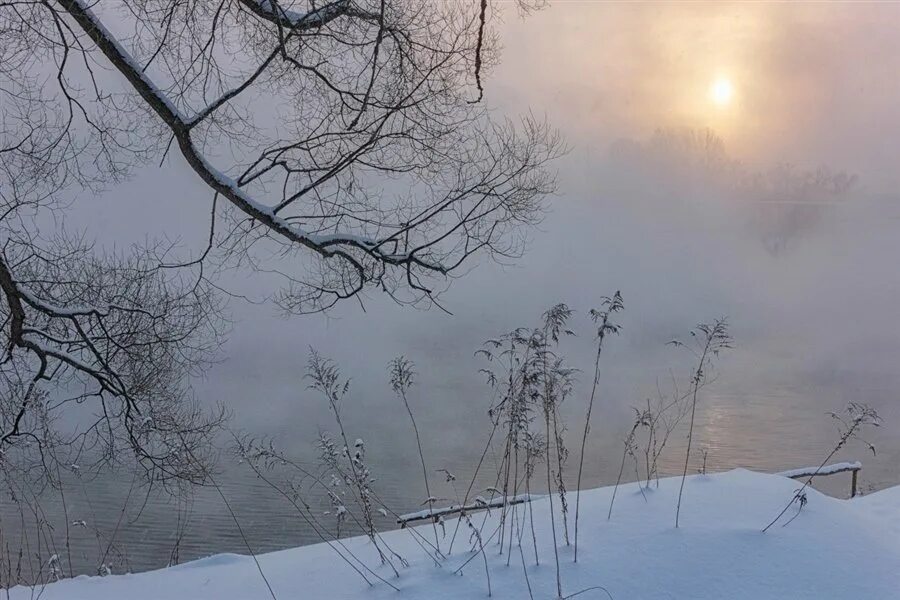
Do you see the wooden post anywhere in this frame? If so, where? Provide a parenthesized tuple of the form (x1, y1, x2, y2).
(851, 469, 858, 498)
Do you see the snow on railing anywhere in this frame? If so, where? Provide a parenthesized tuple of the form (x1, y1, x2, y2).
(399, 461, 867, 528)
(776, 461, 861, 480)
(397, 493, 536, 527)
(775, 461, 862, 497)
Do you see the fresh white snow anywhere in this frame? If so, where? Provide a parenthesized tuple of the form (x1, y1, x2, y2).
(9, 469, 900, 600)
(397, 493, 537, 525)
(776, 461, 862, 480)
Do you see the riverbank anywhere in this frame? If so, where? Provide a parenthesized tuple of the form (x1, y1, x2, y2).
(9, 469, 900, 599)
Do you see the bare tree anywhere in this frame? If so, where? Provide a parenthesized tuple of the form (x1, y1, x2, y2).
(0, 0, 559, 581)
(0, 232, 225, 486)
(0, 0, 558, 521)
(0, 229, 225, 583)
(740, 164, 857, 256)
(1, 0, 561, 312)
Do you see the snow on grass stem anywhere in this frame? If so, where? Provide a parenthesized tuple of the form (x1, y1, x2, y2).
(574, 292, 623, 561)
(673, 319, 731, 529)
(608, 420, 640, 521)
(539, 303, 573, 599)
(388, 356, 443, 558)
(551, 403, 571, 546)
(506, 442, 522, 565)
(525, 434, 542, 565)
(232, 436, 396, 589)
(544, 406, 563, 599)
(306, 349, 405, 573)
(763, 402, 880, 532)
(446, 418, 501, 556)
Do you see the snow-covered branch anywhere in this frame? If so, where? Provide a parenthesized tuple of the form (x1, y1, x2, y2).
(39, 0, 559, 311)
(239, 0, 362, 29)
(56, 0, 453, 271)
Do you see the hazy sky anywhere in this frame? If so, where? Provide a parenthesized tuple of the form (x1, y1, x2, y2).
(494, 2, 900, 188)
(65, 2, 900, 460)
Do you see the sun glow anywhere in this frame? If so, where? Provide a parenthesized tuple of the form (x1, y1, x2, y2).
(710, 77, 734, 107)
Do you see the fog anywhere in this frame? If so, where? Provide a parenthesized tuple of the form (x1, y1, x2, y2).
(38, 1, 900, 570)
(58, 0, 900, 456)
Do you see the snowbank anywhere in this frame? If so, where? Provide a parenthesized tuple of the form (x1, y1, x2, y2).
(851, 484, 900, 544)
(9, 469, 900, 599)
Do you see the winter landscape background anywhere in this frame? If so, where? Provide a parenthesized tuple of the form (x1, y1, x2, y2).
(3, 1, 900, 594)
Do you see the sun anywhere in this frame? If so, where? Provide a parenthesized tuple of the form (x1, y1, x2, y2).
(710, 77, 734, 107)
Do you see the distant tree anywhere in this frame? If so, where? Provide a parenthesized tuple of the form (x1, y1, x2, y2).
(739, 164, 857, 255)
(606, 128, 856, 255)
(607, 128, 739, 192)
(0, 0, 559, 484)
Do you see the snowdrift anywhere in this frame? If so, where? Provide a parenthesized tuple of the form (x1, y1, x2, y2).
(9, 469, 900, 599)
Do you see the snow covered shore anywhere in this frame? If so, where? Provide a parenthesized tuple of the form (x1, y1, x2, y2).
(9, 469, 900, 600)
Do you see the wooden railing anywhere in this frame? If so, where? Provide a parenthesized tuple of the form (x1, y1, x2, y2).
(775, 461, 862, 498)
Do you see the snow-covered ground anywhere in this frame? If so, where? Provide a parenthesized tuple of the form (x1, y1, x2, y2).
(9, 469, 900, 599)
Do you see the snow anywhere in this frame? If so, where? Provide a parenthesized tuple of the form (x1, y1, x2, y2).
(254, 0, 348, 28)
(776, 461, 862, 479)
(850, 485, 900, 543)
(8, 469, 900, 600)
(72, 0, 188, 123)
(397, 493, 536, 524)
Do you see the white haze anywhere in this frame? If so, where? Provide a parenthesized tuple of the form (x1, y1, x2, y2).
(61, 2, 900, 478)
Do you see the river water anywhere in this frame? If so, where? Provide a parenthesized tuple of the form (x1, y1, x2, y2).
(5, 341, 899, 580)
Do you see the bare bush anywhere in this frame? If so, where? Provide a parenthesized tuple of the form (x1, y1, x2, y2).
(307, 350, 408, 572)
(636, 380, 692, 489)
(477, 303, 574, 597)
